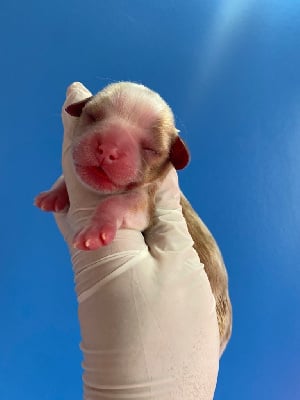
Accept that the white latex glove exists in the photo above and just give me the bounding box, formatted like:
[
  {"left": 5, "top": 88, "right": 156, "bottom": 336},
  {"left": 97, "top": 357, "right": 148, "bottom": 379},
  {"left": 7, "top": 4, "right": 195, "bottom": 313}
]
[{"left": 53, "top": 83, "right": 219, "bottom": 400}]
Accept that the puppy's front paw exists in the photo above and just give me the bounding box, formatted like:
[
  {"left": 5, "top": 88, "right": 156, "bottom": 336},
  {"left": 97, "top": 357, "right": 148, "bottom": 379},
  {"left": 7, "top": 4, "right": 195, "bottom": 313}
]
[
  {"left": 73, "top": 223, "right": 117, "bottom": 250},
  {"left": 35, "top": 188, "right": 69, "bottom": 212}
]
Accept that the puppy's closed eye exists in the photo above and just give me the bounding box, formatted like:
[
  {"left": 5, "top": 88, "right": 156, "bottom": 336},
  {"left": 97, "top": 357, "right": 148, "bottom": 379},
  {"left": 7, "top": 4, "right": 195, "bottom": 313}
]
[
  {"left": 83, "top": 108, "right": 106, "bottom": 123},
  {"left": 141, "top": 141, "right": 161, "bottom": 156},
  {"left": 85, "top": 112, "right": 97, "bottom": 123},
  {"left": 142, "top": 147, "right": 160, "bottom": 156}
]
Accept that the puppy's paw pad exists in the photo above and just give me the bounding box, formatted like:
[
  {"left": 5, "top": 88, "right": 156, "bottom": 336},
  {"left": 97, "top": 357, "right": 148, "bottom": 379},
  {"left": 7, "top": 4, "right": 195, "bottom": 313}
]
[{"left": 73, "top": 224, "right": 116, "bottom": 251}]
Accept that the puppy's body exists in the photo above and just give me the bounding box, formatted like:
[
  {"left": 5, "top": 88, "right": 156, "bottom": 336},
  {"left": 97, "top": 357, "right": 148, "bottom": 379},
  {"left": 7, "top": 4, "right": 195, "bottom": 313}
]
[{"left": 35, "top": 82, "right": 232, "bottom": 355}]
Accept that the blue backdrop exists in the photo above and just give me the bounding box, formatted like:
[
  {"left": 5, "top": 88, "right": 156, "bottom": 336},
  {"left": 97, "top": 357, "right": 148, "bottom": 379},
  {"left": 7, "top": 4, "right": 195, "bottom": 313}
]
[{"left": 1, "top": 1, "right": 299, "bottom": 399}]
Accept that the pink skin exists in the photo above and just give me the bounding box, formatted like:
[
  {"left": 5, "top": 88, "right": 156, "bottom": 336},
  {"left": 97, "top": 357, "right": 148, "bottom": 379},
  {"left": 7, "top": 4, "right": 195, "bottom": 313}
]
[
  {"left": 73, "top": 192, "right": 146, "bottom": 250},
  {"left": 35, "top": 124, "right": 149, "bottom": 250},
  {"left": 71, "top": 126, "right": 147, "bottom": 249},
  {"left": 35, "top": 180, "right": 70, "bottom": 212},
  {"left": 72, "top": 124, "right": 142, "bottom": 193}
]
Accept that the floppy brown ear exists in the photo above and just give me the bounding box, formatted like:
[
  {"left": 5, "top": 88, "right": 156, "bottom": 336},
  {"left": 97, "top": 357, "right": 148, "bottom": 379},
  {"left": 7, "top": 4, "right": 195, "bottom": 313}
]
[
  {"left": 169, "top": 136, "right": 190, "bottom": 170},
  {"left": 65, "top": 96, "right": 93, "bottom": 117}
]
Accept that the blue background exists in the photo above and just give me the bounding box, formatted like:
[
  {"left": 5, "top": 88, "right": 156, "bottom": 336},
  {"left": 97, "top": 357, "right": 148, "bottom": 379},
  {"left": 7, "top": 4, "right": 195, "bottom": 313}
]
[{"left": 1, "top": 1, "right": 299, "bottom": 399}]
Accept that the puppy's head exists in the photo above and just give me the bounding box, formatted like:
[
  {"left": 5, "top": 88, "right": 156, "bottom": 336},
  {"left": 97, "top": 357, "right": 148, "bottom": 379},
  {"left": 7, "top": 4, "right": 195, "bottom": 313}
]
[{"left": 66, "top": 82, "right": 190, "bottom": 194}]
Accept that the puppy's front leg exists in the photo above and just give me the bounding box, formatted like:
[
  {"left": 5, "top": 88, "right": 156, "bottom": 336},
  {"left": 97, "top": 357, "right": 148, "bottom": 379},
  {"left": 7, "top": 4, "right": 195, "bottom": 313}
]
[
  {"left": 35, "top": 176, "right": 70, "bottom": 212},
  {"left": 73, "top": 190, "right": 149, "bottom": 250}
]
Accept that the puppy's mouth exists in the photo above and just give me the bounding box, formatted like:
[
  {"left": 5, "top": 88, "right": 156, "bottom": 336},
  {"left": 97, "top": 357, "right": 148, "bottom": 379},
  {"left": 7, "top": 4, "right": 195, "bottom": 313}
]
[
  {"left": 88, "top": 165, "right": 114, "bottom": 183},
  {"left": 74, "top": 163, "right": 122, "bottom": 192}
]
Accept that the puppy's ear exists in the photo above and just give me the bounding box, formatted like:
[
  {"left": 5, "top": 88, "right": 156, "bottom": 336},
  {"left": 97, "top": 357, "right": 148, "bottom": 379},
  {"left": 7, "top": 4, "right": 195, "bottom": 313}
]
[
  {"left": 169, "top": 136, "right": 190, "bottom": 170},
  {"left": 65, "top": 96, "right": 93, "bottom": 117}
]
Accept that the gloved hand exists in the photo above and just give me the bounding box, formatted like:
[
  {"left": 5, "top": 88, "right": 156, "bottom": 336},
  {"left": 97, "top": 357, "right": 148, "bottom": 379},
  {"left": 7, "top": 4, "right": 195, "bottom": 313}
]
[{"left": 53, "top": 83, "right": 220, "bottom": 400}]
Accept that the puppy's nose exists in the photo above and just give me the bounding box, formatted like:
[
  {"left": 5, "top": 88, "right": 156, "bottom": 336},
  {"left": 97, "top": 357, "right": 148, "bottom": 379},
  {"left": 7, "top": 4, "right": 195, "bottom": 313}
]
[{"left": 97, "top": 143, "right": 119, "bottom": 162}]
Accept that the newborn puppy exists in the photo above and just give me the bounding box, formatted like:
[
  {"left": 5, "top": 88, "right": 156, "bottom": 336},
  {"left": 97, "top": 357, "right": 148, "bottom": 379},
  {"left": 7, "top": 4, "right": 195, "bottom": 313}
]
[{"left": 35, "top": 82, "right": 232, "bottom": 355}]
